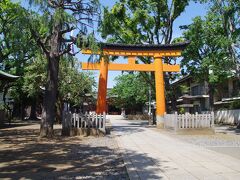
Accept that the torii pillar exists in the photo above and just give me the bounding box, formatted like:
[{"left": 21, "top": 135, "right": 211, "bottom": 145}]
[
  {"left": 96, "top": 57, "right": 108, "bottom": 114},
  {"left": 154, "top": 56, "right": 165, "bottom": 128}
]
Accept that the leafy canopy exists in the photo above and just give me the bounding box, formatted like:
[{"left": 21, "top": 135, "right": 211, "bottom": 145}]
[
  {"left": 182, "top": 13, "right": 233, "bottom": 84},
  {"left": 27, "top": 0, "right": 100, "bottom": 57},
  {"left": 110, "top": 73, "right": 148, "bottom": 109},
  {"left": 100, "top": 0, "right": 189, "bottom": 45},
  {"left": 0, "top": 0, "right": 36, "bottom": 69},
  {"left": 22, "top": 54, "right": 96, "bottom": 107}
]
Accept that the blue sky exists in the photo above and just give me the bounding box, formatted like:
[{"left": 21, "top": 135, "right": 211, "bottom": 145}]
[{"left": 14, "top": 0, "right": 208, "bottom": 88}]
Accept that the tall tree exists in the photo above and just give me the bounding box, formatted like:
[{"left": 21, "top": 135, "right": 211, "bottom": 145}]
[
  {"left": 182, "top": 0, "right": 240, "bottom": 111},
  {"left": 181, "top": 13, "right": 234, "bottom": 110},
  {"left": 0, "top": 0, "right": 36, "bottom": 65},
  {"left": 207, "top": 0, "right": 240, "bottom": 127},
  {"left": 0, "top": 0, "right": 38, "bottom": 120},
  {"left": 26, "top": 0, "right": 100, "bottom": 137},
  {"left": 200, "top": 0, "right": 240, "bottom": 75},
  {"left": 100, "top": 0, "right": 189, "bottom": 45}
]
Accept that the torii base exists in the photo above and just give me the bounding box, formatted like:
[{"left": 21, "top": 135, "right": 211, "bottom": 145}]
[{"left": 156, "top": 115, "right": 164, "bottom": 129}]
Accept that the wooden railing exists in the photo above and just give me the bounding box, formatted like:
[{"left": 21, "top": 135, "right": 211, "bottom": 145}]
[
  {"left": 164, "top": 112, "right": 214, "bottom": 131},
  {"left": 62, "top": 112, "right": 106, "bottom": 133}
]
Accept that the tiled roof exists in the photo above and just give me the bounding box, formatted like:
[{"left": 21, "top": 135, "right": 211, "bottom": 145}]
[
  {"left": 171, "top": 74, "right": 191, "bottom": 86},
  {"left": 100, "top": 41, "right": 190, "bottom": 51},
  {"left": 0, "top": 70, "right": 19, "bottom": 81}
]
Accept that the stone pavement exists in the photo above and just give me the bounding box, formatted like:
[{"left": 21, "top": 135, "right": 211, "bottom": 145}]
[{"left": 109, "top": 115, "right": 240, "bottom": 180}]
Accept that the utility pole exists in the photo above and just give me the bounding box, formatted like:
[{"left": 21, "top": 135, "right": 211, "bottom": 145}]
[{"left": 148, "top": 72, "right": 152, "bottom": 125}]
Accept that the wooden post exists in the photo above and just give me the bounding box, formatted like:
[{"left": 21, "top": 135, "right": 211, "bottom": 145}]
[
  {"left": 103, "top": 112, "right": 106, "bottom": 130},
  {"left": 174, "top": 112, "right": 178, "bottom": 132},
  {"left": 77, "top": 114, "right": 80, "bottom": 128},
  {"left": 211, "top": 111, "right": 214, "bottom": 128},
  {"left": 154, "top": 56, "right": 166, "bottom": 128},
  {"left": 96, "top": 57, "right": 108, "bottom": 114},
  {"left": 62, "top": 111, "right": 72, "bottom": 136},
  {"left": 163, "top": 112, "right": 166, "bottom": 128}
]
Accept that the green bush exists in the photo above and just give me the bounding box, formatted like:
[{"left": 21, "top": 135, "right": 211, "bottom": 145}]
[
  {"left": 179, "top": 107, "right": 185, "bottom": 114},
  {"left": 230, "top": 100, "right": 240, "bottom": 110}
]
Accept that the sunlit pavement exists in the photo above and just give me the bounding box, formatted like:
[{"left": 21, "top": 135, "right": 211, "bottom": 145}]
[{"left": 109, "top": 115, "right": 240, "bottom": 180}]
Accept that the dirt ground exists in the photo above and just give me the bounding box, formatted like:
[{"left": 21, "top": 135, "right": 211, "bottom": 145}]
[{"left": 0, "top": 121, "right": 129, "bottom": 180}]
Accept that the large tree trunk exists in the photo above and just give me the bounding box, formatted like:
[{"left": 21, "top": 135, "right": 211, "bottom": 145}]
[
  {"left": 40, "top": 56, "right": 59, "bottom": 138},
  {"left": 56, "top": 97, "right": 63, "bottom": 124},
  {"left": 39, "top": 13, "right": 62, "bottom": 138}
]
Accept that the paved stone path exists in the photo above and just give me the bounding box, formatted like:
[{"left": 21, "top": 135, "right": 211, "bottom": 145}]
[{"left": 109, "top": 115, "right": 240, "bottom": 180}]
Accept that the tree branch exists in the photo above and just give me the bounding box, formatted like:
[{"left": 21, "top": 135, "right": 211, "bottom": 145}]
[
  {"left": 48, "top": 0, "right": 58, "bottom": 8},
  {"left": 57, "top": 43, "right": 72, "bottom": 57},
  {"left": 60, "top": 25, "right": 76, "bottom": 35},
  {"left": 30, "top": 28, "right": 49, "bottom": 55}
]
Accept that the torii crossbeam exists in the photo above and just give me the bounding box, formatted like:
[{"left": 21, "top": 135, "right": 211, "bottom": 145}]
[{"left": 81, "top": 42, "right": 189, "bottom": 128}]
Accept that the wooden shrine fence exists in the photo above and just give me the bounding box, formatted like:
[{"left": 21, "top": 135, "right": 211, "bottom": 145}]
[{"left": 164, "top": 112, "right": 214, "bottom": 131}]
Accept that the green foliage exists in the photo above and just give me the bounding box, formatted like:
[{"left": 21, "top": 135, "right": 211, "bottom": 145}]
[
  {"left": 183, "top": 0, "right": 240, "bottom": 83},
  {"left": 21, "top": 53, "right": 96, "bottom": 107},
  {"left": 100, "top": 0, "right": 189, "bottom": 45},
  {"left": 179, "top": 85, "right": 189, "bottom": 94},
  {"left": 58, "top": 57, "right": 96, "bottom": 107},
  {"left": 110, "top": 73, "right": 148, "bottom": 109},
  {"left": 0, "top": 0, "right": 36, "bottom": 66},
  {"left": 179, "top": 107, "right": 185, "bottom": 114},
  {"left": 27, "top": 0, "right": 100, "bottom": 53},
  {"left": 182, "top": 14, "right": 234, "bottom": 85},
  {"left": 230, "top": 100, "right": 240, "bottom": 110},
  {"left": 0, "top": 0, "right": 99, "bottom": 126},
  {"left": 22, "top": 53, "right": 47, "bottom": 98},
  {"left": 0, "top": 0, "right": 39, "bottom": 113},
  {"left": 181, "top": 1, "right": 240, "bottom": 110},
  {"left": 0, "top": 104, "right": 4, "bottom": 110}
]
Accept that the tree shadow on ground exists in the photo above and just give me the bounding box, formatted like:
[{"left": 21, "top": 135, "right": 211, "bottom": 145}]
[
  {"left": 128, "top": 122, "right": 149, "bottom": 126},
  {"left": 111, "top": 120, "right": 149, "bottom": 136},
  {"left": 216, "top": 125, "right": 240, "bottom": 135},
  {"left": 0, "top": 121, "right": 36, "bottom": 130},
  {"left": 225, "top": 126, "right": 240, "bottom": 135},
  {"left": 0, "top": 123, "right": 175, "bottom": 180},
  {"left": 0, "top": 126, "right": 128, "bottom": 179},
  {"left": 111, "top": 126, "right": 145, "bottom": 136}
]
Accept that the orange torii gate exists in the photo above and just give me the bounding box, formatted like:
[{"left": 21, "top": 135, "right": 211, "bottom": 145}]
[{"left": 81, "top": 42, "right": 188, "bottom": 128}]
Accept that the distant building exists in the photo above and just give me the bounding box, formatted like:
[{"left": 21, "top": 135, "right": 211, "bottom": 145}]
[
  {"left": 106, "top": 88, "right": 121, "bottom": 115},
  {"left": 0, "top": 70, "right": 19, "bottom": 123},
  {"left": 169, "top": 75, "right": 240, "bottom": 113},
  {"left": 213, "top": 77, "right": 240, "bottom": 108}
]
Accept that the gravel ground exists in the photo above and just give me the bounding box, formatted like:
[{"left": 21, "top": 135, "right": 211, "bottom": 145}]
[
  {"left": 174, "top": 133, "right": 240, "bottom": 147},
  {"left": 174, "top": 134, "right": 240, "bottom": 160},
  {"left": 159, "top": 125, "right": 240, "bottom": 160},
  {"left": 0, "top": 122, "right": 129, "bottom": 180}
]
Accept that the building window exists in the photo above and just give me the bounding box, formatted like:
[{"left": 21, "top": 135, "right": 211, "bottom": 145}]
[
  {"left": 232, "top": 80, "right": 240, "bottom": 97},
  {"left": 191, "top": 85, "right": 204, "bottom": 96}
]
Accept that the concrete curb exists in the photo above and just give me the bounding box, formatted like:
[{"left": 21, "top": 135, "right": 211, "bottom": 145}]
[{"left": 115, "top": 137, "right": 140, "bottom": 180}]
